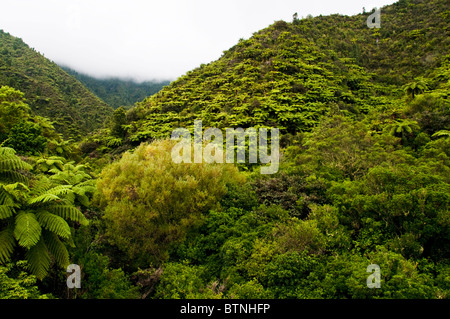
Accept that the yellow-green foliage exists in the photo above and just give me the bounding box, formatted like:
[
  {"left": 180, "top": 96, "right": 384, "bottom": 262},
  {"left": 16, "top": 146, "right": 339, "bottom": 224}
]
[{"left": 96, "top": 139, "right": 245, "bottom": 265}]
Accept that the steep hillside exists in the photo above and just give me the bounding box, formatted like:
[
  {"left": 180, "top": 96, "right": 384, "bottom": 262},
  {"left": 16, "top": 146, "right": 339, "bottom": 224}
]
[
  {"left": 85, "top": 0, "right": 448, "bottom": 152},
  {"left": 61, "top": 66, "right": 171, "bottom": 109},
  {"left": 0, "top": 30, "right": 114, "bottom": 139},
  {"left": 295, "top": 0, "right": 449, "bottom": 84}
]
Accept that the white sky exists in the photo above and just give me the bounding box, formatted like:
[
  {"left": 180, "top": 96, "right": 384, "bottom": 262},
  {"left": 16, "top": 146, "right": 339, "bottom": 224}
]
[{"left": 0, "top": 0, "right": 397, "bottom": 82}]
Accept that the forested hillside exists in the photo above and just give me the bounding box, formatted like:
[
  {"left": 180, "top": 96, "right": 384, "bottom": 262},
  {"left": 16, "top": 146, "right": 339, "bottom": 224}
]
[
  {"left": 0, "top": 30, "right": 113, "bottom": 139},
  {"left": 0, "top": 0, "right": 449, "bottom": 300},
  {"left": 83, "top": 0, "right": 448, "bottom": 154},
  {"left": 61, "top": 66, "right": 170, "bottom": 109}
]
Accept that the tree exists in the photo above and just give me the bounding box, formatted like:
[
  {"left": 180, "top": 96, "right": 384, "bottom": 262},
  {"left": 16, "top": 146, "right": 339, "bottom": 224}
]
[
  {"left": 386, "top": 119, "right": 420, "bottom": 144},
  {"left": 96, "top": 139, "right": 245, "bottom": 266},
  {"left": 0, "top": 86, "right": 31, "bottom": 135},
  {"left": 0, "top": 260, "right": 53, "bottom": 299},
  {"left": 111, "top": 106, "right": 127, "bottom": 138},
  {"left": 403, "top": 80, "right": 428, "bottom": 99},
  {"left": 0, "top": 147, "right": 89, "bottom": 279},
  {"left": 3, "top": 121, "right": 47, "bottom": 155}
]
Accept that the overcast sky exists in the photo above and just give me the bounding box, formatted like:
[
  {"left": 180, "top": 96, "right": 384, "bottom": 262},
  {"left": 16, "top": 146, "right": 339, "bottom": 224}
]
[{"left": 0, "top": 0, "right": 397, "bottom": 82}]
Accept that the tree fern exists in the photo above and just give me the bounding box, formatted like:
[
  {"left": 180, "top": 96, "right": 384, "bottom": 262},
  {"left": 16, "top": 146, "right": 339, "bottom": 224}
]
[
  {"left": 432, "top": 130, "right": 450, "bottom": 138},
  {"left": 0, "top": 204, "right": 14, "bottom": 219},
  {"left": 25, "top": 238, "right": 51, "bottom": 280},
  {"left": 0, "top": 147, "right": 32, "bottom": 185},
  {"left": 71, "top": 180, "right": 95, "bottom": 207},
  {"left": 2, "top": 182, "right": 29, "bottom": 202},
  {"left": 0, "top": 158, "right": 32, "bottom": 172},
  {"left": 33, "top": 156, "right": 66, "bottom": 173},
  {"left": 27, "top": 185, "right": 72, "bottom": 205},
  {"left": 0, "top": 186, "right": 17, "bottom": 219},
  {"left": 13, "top": 212, "right": 42, "bottom": 249},
  {"left": 0, "top": 146, "right": 91, "bottom": 279},
  {"left": 0, "top": 170, "right": 29, "bottom": 185},
  {"left": 36, "top": 211, "right": 71, "bottom": 239},
  {"left": 43, "top": 231, "right": 69, "bottom": 269},
  {"left": 0, "top": 227, "right": 15, "bottom": 263},
  {"left": 48, "top": 205, "right": 89, "bottom": 226},
  {"left": 50, "top": 162, "right": 93, "bottom": 187}
]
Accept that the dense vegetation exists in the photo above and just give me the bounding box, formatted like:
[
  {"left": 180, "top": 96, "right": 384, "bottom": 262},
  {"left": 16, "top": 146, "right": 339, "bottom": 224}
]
[
  {"left": 0, "top": 30, "right": 114, "bottom": 140},
  {"left": 0, "top": 0, "right": 449, "bottom": 299},
  {"left": 61, "top": 66, "right": 171, "bottom": 109}
]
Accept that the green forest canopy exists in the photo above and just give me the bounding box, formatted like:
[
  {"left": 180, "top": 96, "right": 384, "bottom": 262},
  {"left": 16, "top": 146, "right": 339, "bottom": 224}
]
[{"left": 0, "top": 0, "right": 449, "bottom": 300}]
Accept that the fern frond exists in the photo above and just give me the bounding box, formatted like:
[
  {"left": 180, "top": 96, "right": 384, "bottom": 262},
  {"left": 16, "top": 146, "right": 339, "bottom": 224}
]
[
  {"left": 0, "top": 171, "right": 29, "bottom": 185},
  {"left": 25, "top": 238, "right": 51, "bottom": 280},
  {"left": 0, "top": 147, "right": 17, "bottom": 157},
  {"left": 47, "top": 168, "right": 63, "bottom": 175},
  {"left": 62, "top": 191, "right": 76, "bottom": 205},
  {"left": 72, "top": 182, "right": 95, "bottom": 207},
  {"left": 28, "top": 185, "right": 72, "bottom": 205},
  {"left": 13, "top": 212, "right": 42, "bottom": 249},
  {"left": 3, "top": 182, "right": 30, "bottom": 198},
  {"left": 432, "top": 130, "right": 450, "bottom": 138},
  {"left": 72, "top": 181, "right": 96, "bottom": 195},
  {"left": 43, "top": 231, "right": 70, "bottom": 269},
  {"left": 0, "top": 205, "right": 15, "bottom": 219},
  {"left": 75, "top": 194, "right": 90, "bottom": 207},
  {"left": 0, "top": 227, "right": 16, "bottom": 263},
  {"left": 28, "top": 193, "right": 60, "bottom": 205},
  {"left": 0, "top": 158, "right": 32, "bottom": 172},
  {"left": 48, "top": 205, "right": 89, "bottom": 226},
  {"left": 36, "top": 211, "right": 71, "bottom": 239},
  {"left": 0, "top": 186, "right": 18, "bottom": 206},
  {"left": 30, "top": 176, "right": 56, "bottom": 194}
]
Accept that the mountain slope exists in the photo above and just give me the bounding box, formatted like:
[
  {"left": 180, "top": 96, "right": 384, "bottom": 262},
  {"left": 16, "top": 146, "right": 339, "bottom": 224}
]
[
  {"left": 81, "top": 0, "right": 449, "bottom": 157},
  {"left": 0, "top": 30, "right": 114, "bottom": 139},
  {"left": 294, "top": 0, "right": 449, "bottom": 84},
  {"left": 61, "top": 66, "right": 171, "bottom": 109}
]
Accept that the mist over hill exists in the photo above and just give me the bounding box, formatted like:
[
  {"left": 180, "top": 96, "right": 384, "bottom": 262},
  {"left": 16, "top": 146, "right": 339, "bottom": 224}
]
[
  {"left": 61, "top": 66, "right": 171, "bottom": 109},
  {"left": 0, "top": 30, "right": 113, "bottom": 139}
]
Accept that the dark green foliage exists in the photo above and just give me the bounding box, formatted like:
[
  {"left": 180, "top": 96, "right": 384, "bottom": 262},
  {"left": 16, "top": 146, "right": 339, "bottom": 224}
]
[
  {"left": 3, "top": 121, "right": 47, "bottom": 155},
  {"left": 110, "top": 107, "right": 127, "bottom": 138},
  {"left": 0, "top": 260, "right": 53, "bottom": 299},
  {"left": 62, "top": 66, "right": 170, "bottom": 109}
]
